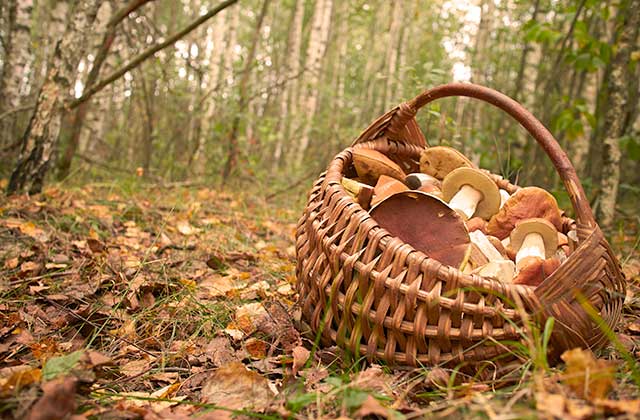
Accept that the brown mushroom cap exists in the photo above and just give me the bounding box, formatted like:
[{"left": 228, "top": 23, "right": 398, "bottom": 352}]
[
  {"left": 352, "top": 148, "right": 405, "bottom": 184},
  {"left": 419, "top": 146, "right": 473, "bottom": 179},
  {"left": 441, "top": 167, "right": 501, "bottom": 220},
  {"left": 509, "top": 218, "right": 558, "bottom": 258},
  {"left": 513, "top": 256, "right": 561, "bottom": 286},
  {"left": 486, "top": 187, "right": 563, "bottom": 239},
  {"left": 371, "top": 175, "right": 409, "bottom": 207},
  {"left": 369, "top": 191, "right": 471, "bottom": 269}
]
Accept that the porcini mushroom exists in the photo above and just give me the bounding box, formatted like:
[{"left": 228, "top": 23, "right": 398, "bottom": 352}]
[
  {"left": 420, "top": 146, "right": 473, "bottom": 179},
  {"left": 352, "top": 148, "right": 405, "bottom": 184},
  {"left": 369, "top": 191, "right": 471, "bottom": 269},
  {"left": 510, "top": 218, "right": 558, "bottom": 270},
  {"left": 341, "top": 177, "right": 374, "bottom": 210},
  {"left": 405, "top": 173, "right": 441, "bottom": 190},
  {"left": 513, "top": 256, "right": 561, "bottom": 286},
  {"left": 499, "top": 189, "right": 510, "bottom": 208},
  {"left": 486, "top": 187, "right": 563, "bottom": 239},
  {"left": 473, "top": 260, "right": 516, "bottom": 284},
  {"left": 405, "top": 173, "right": 442, "bottom": 197},
  {"left": 442, "top": 167, "right": 501, "bottom": 221},
  {"left": 370, "top": 175, "right": 409, "bottom": 207}
]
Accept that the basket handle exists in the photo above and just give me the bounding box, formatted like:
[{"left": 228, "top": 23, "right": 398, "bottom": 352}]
[{"left": 385, "top": 82, "right": 596, "bottom": 228}]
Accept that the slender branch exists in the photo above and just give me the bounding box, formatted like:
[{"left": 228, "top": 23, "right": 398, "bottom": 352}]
[
  {"left": 0, "top": 103, "right": 35, "bottom": 121},
  {"left": 68, "top": 0, "right": 239, "bottom": 110}
]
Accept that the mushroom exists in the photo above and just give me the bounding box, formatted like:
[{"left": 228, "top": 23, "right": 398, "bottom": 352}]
[
  {"left": 370, "top": 175, "right": 409, "bottom": 207},
  {"left": 405, "top": 173, "right": 441, "bottom": 190},
  {"left": 466, "top": 217, "right": 487, "bottom": 233},
  {"left": 442, "top": 167, "right": 501, "bottom": 221},
  {"left": 499, "top": 189, "right": 510, "bottom": 208},
  {"left": 420, "top": 146, "right": 473, "bottom": 180},
  {"left": 510, "top": 218, "right": 558, "bottom": 271},
  {"left": 352, "top": 148, "right": 405, "bottom": 184},
  {"left": 369, "top": 191, "right": 471, "bottom": 269},
  {"left": 341, "top": 177, "right": 374, "bottom": 210},
  {"left": 473, "top": 260, "right": 516, "bottom": 284},
  {"left": 486, "top": 187, "right": 563, "bottom": 239},
  {"left": 513, "top": 256, "right": 561, "bottom": 286}
]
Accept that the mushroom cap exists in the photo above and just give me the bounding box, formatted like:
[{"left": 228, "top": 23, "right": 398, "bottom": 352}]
[
  {"left": 486, "top": 187, "right": 563, "bottom": 239},
  {"left": 419, "top": 146, "right": 473, "bottom": 179},
  {"left": 513, "top": 256, "right": 561, "bottom": 287},
  {"left": 509, "top": 218, "right": 558, "bottom": 258},
  {"left": 371, "top": 175, "right": 408, "bottom": 207},
  {"left": 405, "top": 173, "right": 441, "bottom": 190},
  {"left": 369, "top": 191, "right": 471, "bottom": 269},
  {"left": 352, "top": 148, "right": 405, "bottom": 184},
  {"left": 441, "top": 167, "right": 501, "bottom": 220}
]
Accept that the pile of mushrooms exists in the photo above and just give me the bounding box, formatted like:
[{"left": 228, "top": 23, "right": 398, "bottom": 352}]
[{"left": 341, "top": 146, "right": 576, "bottom": 287}]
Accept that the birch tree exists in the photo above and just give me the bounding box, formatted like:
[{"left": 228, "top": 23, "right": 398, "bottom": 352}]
[
  {"left": 296, "top": 0, "right": 333, "bottom": 167},
  {"left": 0, "top": 0, "right": 34, "bottom": 149},
  {"left": 8, "top": 0, "right": 101, "bottom": 194},
  {"left": 598, "top": 0, "right": 640, "bottom": 229}
]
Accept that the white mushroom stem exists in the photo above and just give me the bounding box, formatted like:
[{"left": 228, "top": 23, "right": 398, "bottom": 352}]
[
  {"left": 449, "top": 184, "right": 483, "bottom": 219},
  {"left": 499, "top": 189, "right": 510, "bottom": 209},
  {"left": 515, "top": 232, "right": 546, "bottom": 269}
]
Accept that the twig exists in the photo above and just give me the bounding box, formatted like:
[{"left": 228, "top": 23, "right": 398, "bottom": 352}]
[
  {"left": 0, "top": 103, "right": 35, "bottom": 121},
  {"left": 68, "top": 0, "right": 239, "bottom": 109}
]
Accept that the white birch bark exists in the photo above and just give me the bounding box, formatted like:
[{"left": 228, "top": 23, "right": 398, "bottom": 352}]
[
  {"left": 273, "top": 0, "right": 304, "bottom": 166},
  {"left": 0, "top": 0, "right": 34, "bottom": 147},
  {"left": 382, "top": 0, "right": 402, "bottom": 111},
  {"left": 296, "top": 0, "right": 333, "bottom": 166}
]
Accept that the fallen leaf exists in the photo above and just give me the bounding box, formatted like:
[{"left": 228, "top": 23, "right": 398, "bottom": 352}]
[
  {"left": 245, "top": 338, "right": 268, "bottom": 359},
  {"left": 353, "top": 395, "right": 392, "bottom": 419},
  {"left": 42, "top": 351, "right": 83, "bottom": 381},
  {"left": 205, "top": 337, "right": 237, "bottom": 366},
  {"left": 20, "top": 261, "right": 41, "bottom": 276},
  {"left": 176, "top": 219, "right": 197, "bottom": 236},
  {"left": 596, "top": 399, "right": 640, "bottom": 416},
  {"left": 26, "top": 376, "right": 78, "bottom": 420},
  {"left": 4, "top": 257, "right": 19, "bottom": 269},
  {"left": 201, "top": 362, "right": 275, "bottom": 412},
  {"left": 292, "top": 346, "right": 310, "bottom": 376},
  {"left": 535, "top": 392, "right": 566, "bottom": 419},
  {"left": 0, "top": 366, "right": 42, "bottom": 396},
  {"left": 561, "top": 348, "right": 615, "bottom": 400}
]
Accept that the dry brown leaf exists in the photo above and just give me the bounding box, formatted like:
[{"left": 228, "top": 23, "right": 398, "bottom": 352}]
[
  {"left": 205, "top": 337, "right": 237, "bottom": 367},
  {"left": 198, "top": 274, "right": 247, "bottom": 299},
  {"left": 595, "top": 399, "right": 640, "bottom": 416},
  {"left": 561, "top": 348, "right": 615, "bottom": 400},
  {"left": 26, "top": 376, "right": 78, "bottom": 420},
  {"left": 292, "top": 346, "right": 310, "bottom": 376},
  {"left": 176, "top": 219, "right": 197, "bottom": 236},
  {"left": 201, "top": 362, "right": 275, "bottom": 412},
  {"left": 245, "top": 338, "right": 268, "bottom": 359},
  {"left": 4, "top": 257, "right": 19, "bottom": 269},
  {"left": 20, "top": 261, "right": 41, "bottom": 276},
  {"left": 0, "top": 366, "right": 42, "bottom": 396},
  {"left": 535, "top": 392, "right": 566, "bottom": 419},
  {"left": 353, "top": 395, "right": 391, "bottom": 419}
]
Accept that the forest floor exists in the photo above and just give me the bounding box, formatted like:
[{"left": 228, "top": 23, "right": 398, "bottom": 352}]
[{"left": 1, "top": 182, "right": 640, "bottom": 419}]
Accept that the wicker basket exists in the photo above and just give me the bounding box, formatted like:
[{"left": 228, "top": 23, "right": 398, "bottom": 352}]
[{"left": 295, "top": 83, "right": 626, "bottom": 368}]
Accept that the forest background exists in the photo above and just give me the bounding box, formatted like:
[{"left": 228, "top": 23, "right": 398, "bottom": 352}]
[
  {"left": 1, "top": 0, "right": 638, "bottom": 232},
  {"left": 1, "top": 0, "right": 640, "bottom": 418}
]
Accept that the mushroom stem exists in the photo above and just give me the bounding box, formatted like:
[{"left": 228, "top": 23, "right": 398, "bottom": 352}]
[
  {"left": 515, "top": 232, "right": 545, "bottom": 269},
  {"left": 449, "top": 184, "right": 483, "bottom": 219}
]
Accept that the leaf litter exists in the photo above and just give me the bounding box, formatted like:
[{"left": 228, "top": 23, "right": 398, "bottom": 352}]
[{"left": 0, "top": 184, "right": 639, "bottom": 418}]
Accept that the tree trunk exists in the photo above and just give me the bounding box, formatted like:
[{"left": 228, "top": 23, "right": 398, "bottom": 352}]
[
  {"left": 0, "top": 0, "right": 34, "bottom": 149},
  {"left": 296, "top": 0, "right": 333, "bottom": 167},
  {"left": 8, "top": 0, "right": 100, "bottom": 194},
  {"left": 382, "top": 0, "right": 402, "bottom": 111},
  {"left": 272, "top": 0, "right": 304, "bottom": 168},
  {"left": 221, "top": 0, "right": 271, "bottom": 184},
  {"left": 597, "top": 0, "right": 640, "bottom": 229},
  {"left": 192, "top": 9, "right": 227, "bottom": 176}
]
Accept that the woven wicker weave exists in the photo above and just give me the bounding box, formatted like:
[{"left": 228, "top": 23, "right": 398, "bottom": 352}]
[{"left": 295, "top": 83, "right": 626, "bottom": 367}]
